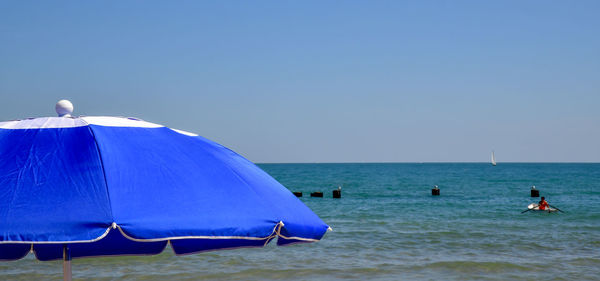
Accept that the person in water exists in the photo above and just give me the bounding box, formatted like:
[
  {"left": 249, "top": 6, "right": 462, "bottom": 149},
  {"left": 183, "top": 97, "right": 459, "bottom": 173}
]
[{"left": 538, "top": 196, "right": 549, "bottom": 210}]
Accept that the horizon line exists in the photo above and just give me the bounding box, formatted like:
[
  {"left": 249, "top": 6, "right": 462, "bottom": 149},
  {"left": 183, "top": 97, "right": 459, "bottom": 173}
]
[{"left": 256, "top": 161, "right": 600, "bottom": 164}]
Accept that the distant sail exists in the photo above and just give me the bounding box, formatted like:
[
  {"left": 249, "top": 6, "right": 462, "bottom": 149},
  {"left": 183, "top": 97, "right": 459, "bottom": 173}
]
[{"left": 491, "top": 151, "right": 497, "bottom": 166}]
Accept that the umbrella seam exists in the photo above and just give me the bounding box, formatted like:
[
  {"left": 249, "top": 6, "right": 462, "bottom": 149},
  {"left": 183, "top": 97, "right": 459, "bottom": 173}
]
[
  {"left": 84, "top": 122, "right": 116, "bottom": 226},
  {"left": 212, "top": 151, "right": 283, "bottom": 226}
]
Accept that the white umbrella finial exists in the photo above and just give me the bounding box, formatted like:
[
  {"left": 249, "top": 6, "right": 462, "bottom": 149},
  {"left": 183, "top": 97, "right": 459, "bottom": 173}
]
[{"left": 55, "top": 100, "right": 74, "bottom": 117}]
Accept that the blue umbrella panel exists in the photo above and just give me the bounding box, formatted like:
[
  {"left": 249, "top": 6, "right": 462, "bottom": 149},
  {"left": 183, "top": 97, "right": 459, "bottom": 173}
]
[{"left": 0, "top": 116, "right": 329, "bottom": 261}]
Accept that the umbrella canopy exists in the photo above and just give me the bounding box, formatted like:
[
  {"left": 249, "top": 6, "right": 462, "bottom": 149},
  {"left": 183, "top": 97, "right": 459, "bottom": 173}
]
[{"left": 0, "top": 105, "right": 329, "bottom": 264}]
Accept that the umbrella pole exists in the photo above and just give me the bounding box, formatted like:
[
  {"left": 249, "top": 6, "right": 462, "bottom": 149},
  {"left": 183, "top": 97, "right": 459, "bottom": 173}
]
[{"left": 63, "top": 244, "right": 72, "bottom": 281}]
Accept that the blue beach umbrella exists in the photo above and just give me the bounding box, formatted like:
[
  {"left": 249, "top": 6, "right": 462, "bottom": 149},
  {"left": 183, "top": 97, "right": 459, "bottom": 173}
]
[{"left": 0, "top": 100, "right": 329, "bottom": 280}]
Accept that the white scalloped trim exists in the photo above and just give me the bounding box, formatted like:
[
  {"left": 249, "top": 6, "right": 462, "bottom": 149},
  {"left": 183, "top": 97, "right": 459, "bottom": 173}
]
[
  {"left": 82, "top": 116, "right": 162, "bottom": 128},
  {"left": 0, "top": 117, "right": 87, "bottom": 129},
  {"left": 0, "top": 116, "right": 164, "bottom": 129},
  {"left": 0, "top": 221, "right": 324, "bottom": 244},
  {"left": 170, "top": 128, "right": 199, "bottom": 137}
]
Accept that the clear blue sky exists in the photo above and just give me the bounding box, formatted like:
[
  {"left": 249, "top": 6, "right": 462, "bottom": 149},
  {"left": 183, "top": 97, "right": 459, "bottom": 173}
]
[{"left": 1, "top": 1, "right": 599, "bottom": 162}]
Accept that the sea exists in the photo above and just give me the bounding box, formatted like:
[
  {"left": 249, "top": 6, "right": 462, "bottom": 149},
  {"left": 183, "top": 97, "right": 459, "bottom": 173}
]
[{"left": 2, "top": 163, "right": 599, "bottom": 280}]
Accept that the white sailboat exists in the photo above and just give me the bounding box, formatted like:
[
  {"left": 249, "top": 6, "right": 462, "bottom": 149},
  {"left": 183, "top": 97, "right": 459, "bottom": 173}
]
[{"left": 491, "top": 151, "right": 497, "bottom": 166}]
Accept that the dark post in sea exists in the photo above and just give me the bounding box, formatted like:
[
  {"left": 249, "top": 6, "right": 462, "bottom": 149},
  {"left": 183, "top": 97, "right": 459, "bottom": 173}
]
[
  {"left": 332, "top": 186, "right": 341, "bottom": 198},
  {"left": 531, "top": 185, "right": 539, "bottom": 197},
  {"left": 293, "top": 192, "right": 302, "bottom": 197},
  {"left": 432, "top": 185, "right": 440, "bottom": 196},
  {"left": 310, "top": 191, "right": 323, "bottom": 197}
]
